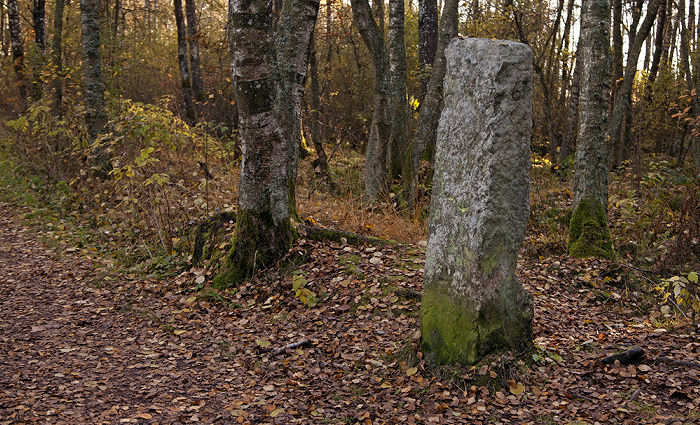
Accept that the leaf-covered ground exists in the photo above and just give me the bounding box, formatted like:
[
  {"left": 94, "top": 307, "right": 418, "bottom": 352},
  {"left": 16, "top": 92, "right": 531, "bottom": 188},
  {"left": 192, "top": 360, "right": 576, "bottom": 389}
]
[{"left": 1, "top": 201, "right": 699, "bottom": 425}]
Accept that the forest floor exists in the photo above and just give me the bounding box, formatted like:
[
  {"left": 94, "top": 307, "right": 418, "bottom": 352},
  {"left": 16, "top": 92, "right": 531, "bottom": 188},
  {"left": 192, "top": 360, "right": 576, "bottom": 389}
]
[{"left": 1, "top": 201, "right": 699, "bottom": 425}]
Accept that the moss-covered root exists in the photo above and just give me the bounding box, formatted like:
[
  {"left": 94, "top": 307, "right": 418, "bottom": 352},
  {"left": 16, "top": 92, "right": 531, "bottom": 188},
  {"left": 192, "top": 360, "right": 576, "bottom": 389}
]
[
  {"left": 567, "top": 197, "right": 615, "bottom": 260},
  {"left": 212, "top": 208, "right": 293, "bottom": 288}
]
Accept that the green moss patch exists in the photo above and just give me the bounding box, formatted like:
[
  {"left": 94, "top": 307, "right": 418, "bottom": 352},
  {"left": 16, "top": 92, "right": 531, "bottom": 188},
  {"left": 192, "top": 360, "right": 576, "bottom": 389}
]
[{"left": 568, "top": 197, "right": 615, "bottom": 260}]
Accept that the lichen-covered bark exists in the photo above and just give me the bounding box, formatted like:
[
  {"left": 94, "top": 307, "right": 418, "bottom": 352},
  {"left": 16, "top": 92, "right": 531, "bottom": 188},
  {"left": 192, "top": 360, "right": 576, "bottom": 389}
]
[
  {"left": 174, "top": 0, "right": 198, "bottom": 124},
  {"left": 350, "top": 0, "right": 391, "bottom": 200},
  {"left": 420, "top": 39, "right": 534, "bottom": 366},
  {"left": 569, "top": 0, "right": 615, "bottom": 260}
]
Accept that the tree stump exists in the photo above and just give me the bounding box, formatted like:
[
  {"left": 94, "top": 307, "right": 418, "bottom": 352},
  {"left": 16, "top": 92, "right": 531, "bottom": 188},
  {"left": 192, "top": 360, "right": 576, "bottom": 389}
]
[{"left": 420, "top": 38, "right": 534, "bottom": 366}]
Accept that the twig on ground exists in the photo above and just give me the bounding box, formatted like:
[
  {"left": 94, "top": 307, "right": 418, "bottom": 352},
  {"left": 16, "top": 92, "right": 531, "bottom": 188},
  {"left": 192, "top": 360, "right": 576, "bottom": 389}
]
[
  {"left": 601, "top": 346, "right": 645, "bottom": 365},
  {"left": 270, "top": 338, "right": 312, "bottom": 357}
]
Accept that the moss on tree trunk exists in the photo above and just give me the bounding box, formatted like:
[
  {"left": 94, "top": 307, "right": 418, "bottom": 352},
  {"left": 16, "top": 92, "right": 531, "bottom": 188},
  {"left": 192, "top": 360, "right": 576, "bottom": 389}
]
[
  {"left": 567, "top": 197, "right": 615, "bottom": 260},
  {"left": 212, "top": 208, "right": 292, "bottom": 288}
]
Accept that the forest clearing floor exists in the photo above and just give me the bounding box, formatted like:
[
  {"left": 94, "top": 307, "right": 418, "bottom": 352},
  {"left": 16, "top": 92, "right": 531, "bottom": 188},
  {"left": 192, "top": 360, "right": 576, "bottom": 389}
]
[{"left": 1, "top": 200, "right": 699, "bottom": 425}]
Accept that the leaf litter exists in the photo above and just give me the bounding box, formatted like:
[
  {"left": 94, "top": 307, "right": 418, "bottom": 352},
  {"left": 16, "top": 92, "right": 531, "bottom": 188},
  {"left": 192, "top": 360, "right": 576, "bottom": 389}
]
[{"left": 0, "top": 202, "right": 699, "bottom": 424}]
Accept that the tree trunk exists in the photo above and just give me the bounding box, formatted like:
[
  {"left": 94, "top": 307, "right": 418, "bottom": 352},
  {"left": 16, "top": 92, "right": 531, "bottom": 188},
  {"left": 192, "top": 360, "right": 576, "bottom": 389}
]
[
  {"left": 8, "top": 0, "right": 27, "bottom": 106},
  {"left": 560, "top": 51, "right": 580, "bottom": 164},
  {"left": 679, "top": 0, "right": 700, "bottom": 176},
  {"left": 52, "top": 0, "right": 65, "bottom": 115},
  {"left": 418, "top": 0, "right": 437, "bottom": 100},
  {"left": 568, "top": 0, "right": 615, "bottom": 260},
  {"left": 214, "top": 0, "right": 318, "bottom": 287},
  {"left": 174, "top": 0, "right": 198, "bottom": 124},
  {"left": 31, "top": 0, "right": 46, "bottom": 100},
  {"left": 351, "top": 0, "right": 391, "bottom": 200},
  {"left": 648, "top": 0, "right": 667, "bottom": 88},
  {"left": 80, "top": 0, "right": 107, "bottom": 144},
  {"left": 388, "top": 0, "right": 408, "bottom": 184},
  {"left": 275, "top": 0, "right": 321, "bottom": 217},
  {"left": 409, "top": 0, "right": 459, "bottom": 205},
  {"left": 608, "top": 0, "right": 659, "bottom": 149},
  {"left": 309, "top": 34, "right": 331, "bottom": 183},
  {"left": 611, "top": 0, "right": 623, "bottom": 108},
  {"left": 185, "top": 0, "right": 205, "bottom": 104}
]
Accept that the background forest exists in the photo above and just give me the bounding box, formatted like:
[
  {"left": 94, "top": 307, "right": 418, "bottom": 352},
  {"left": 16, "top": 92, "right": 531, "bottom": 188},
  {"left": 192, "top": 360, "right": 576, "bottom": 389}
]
[{"left": 0, "top": 0, "right": 698, "bottom": 303}]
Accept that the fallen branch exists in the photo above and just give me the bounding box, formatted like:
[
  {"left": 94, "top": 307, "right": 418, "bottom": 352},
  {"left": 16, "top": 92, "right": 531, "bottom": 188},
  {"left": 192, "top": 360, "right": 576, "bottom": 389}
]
[
  {"left": 601, "top": 346, "right": 645, "bottom": 365},
  {"left": 657, "top": 356, "right": 700, "bottom": 369},
  {"left": 270, "top": 339, "right": 312, "bottom": 357},
  {"left": 296, "top": 224, "right": 397, "bottom": 247}
]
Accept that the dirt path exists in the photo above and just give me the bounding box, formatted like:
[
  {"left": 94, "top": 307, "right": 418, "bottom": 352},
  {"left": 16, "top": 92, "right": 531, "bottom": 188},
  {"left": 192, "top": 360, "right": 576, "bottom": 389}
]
[{"left": 0, "top": 203, "right": 237, "bottom": 424}]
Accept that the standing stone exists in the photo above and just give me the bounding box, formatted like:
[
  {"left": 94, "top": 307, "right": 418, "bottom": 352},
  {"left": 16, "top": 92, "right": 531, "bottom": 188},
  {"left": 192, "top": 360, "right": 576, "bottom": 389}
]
[{"left": 420, "top": 38, "right": 534, "bottom": 366}]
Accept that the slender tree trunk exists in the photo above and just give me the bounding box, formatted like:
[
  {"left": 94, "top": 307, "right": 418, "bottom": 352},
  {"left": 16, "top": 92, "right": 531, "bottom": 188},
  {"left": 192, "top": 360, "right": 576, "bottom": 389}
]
[
  {"left": 418, "top": 0, "right": 437, "bottom": 100},
  {"left": 7, "top": 0, "right": 26, "bottom": 106},
  {"left": 561, "top": 51, "right": 580, "bottom": 164},
  {"left": 185, "top": 0, "right": 205, "bottom": 103},
  {"left": 31, "top": 0, "right": 46, "bottom": 99},
  {"left": 52, "top": 0, "right": 65, "bottom": 114},
  {"left": 611, "top": 0, "right": 623, "bottom": 106},
  {"left": 275, "top": 0, "right": 321, "bottom": 217},
  {"left": 568, "top": 0, "right": 615, "bottom": 260},
  {"left": 0, "top": 0, "right": 5, "bottom": 57},
  {"left": 409, "top": 0, "right": 458, "bottom": 205},
  {"left": 388, "top": 0, "right": 408, "bottom": 184},
  {"left": 351, "top": 0, "right": 391, "bottom": 200},
  {"left": 174, "top": 0, "right": 197, "bottom": 124},
  {"left": 679, "top": 0, "right": 700, "bottom": 175},
  {"left": 81, "top": 0, "right": 108, "bottom": 172},
  {"left": 309, "top": 34, "right": 331, "bottom": 183},
  {"left": 648, "top": 0, "right": 667, "bottom": 87},
  {"left": 608, "top": 0, "right": 659, "bottom": 147}
]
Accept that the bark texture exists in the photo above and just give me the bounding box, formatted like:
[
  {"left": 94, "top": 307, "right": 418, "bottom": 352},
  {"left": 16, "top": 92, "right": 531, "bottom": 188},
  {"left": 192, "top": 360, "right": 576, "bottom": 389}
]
[
  {"left": 568, "top": 0, "right": 615, "bottom": 260},
  {"left": 421, "top": 38, "right": 534, "bottom": 366},
  {"left": 350, "top": 0, "right": 391, "bottom": 200},
  {"left": 31, "top": 0, "right": 46, "bottom": 100}
]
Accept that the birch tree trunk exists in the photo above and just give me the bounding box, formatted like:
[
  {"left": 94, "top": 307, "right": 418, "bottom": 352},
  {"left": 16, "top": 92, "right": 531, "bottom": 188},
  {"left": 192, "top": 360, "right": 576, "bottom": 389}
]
[
  {"left": 52, "top": 0, "right": 65, "bottom": 114},
  {"left": 608, "top": 0, "right": 659, "bottom": 147},
  {"left": 351, "top": 0, "right": 391, "bottom": 200},
  {"left": 568, "top": 0, "right": 615, "bottom": 260},
  {"left": 8, "top": 0, "right": 27, "bottom": 106},
  {"left": 275, "top": 0, "right": 320, "bottom": 216},
  {"left": 185, "top": 0, "right": 205, "bottom": 104},
  {"left": 80, "top": 0, "right": 107, "bottom": 145},
  {"left": 214, "top": 0, "right": 318, "bottom": 287},
  {"left": 31, "top": 0, "right": 46, "bottom": 100},
  {"left": 388, "top": 0, "right": 408, "bottom": 183},
  {"left": 174, "top": 0, "right": 198, "bottom": 124},
  {"left": 418, "top": 0, "right": 437, "bottom": 100}
]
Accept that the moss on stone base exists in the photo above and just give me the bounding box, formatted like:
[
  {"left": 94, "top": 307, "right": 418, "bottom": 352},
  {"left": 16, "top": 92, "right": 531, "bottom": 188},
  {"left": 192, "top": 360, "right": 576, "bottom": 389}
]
[
  {"left": 420, "top": 276, "right": 533, "bottom": 367},
  {"left": 568, "top": 197, "right": 615, "bottom": 260},
  {"left": 212, "top": 208, "right": 293, "bottom": 289}
]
